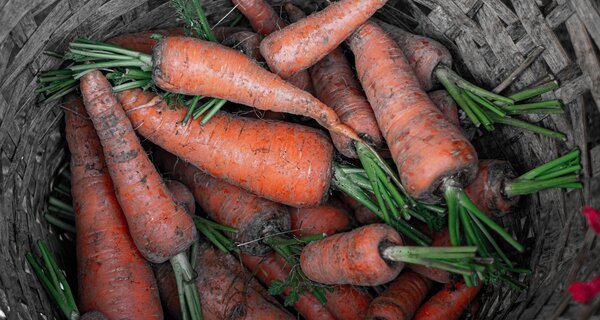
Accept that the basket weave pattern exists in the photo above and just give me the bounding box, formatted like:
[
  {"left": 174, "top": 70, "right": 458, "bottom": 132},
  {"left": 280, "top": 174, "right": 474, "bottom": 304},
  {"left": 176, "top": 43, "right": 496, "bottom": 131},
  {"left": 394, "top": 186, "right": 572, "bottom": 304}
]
[{"left": 0, "top": 0, "right": 599, "bottom": 319}]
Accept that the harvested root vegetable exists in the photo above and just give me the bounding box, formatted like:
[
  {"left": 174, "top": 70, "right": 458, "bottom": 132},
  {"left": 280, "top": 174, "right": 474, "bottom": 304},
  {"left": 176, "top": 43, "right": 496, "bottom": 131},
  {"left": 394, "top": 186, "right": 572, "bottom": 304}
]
[
  {"left": 407, "top": 230, "right": 453, "bottom": 283},
  {"left": 65, "top": 93, "right": 163, "bottom": 319},
  {"left": 232, "top": 0, "right": 286, "bottom": 35},
  {"left": 413, "top": 281, "right": 482, "bottom": 320},
  {"left": 366, "top": 271, "right": 432, "bottom": 320},
  {"left": 429, "top": 90, "right": 460, "bottom": 127},
  {"left": 164, "top": 179, "right": 196, "bottom": 215},
  {"left": 107, "top": 28, "right": 184, "bottom": 54},
  {"left": 290, "top": 200, "right": 352, "bottom": 237}
]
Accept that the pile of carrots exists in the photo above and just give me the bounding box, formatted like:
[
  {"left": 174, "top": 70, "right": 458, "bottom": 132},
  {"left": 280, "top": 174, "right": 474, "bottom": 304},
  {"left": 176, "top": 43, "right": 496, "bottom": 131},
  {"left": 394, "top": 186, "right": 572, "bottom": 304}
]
[{"left": 30, "top": 0, "right": 583, "bottom": 319}]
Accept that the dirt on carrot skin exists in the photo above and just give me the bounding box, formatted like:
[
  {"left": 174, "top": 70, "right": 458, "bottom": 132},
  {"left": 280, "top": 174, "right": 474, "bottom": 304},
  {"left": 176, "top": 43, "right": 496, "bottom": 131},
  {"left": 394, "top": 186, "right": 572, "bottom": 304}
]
[
  {"left": 290, "top": 199, "right": 352, "bottom": 237},
  {"left": 413, "top": 281, "right": 482, "bottom": 320},
  {"left": 429, "top": 90, "right": 460, "bottom": 127},
  {"left": 366, "top": 271, "right": 432, "bottom": 320},
  {"left": 232, "top": 0, "right": 287, "bottom": 35},
  {"left": 464, "top": 160, "right": 520, "bottom": 216}
]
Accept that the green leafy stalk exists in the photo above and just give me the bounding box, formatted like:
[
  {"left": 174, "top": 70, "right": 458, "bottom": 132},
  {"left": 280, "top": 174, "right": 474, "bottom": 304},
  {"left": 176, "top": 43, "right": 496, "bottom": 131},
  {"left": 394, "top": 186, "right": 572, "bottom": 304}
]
[
  {"left": 170, "top": 252, "right": 204, "bottom": 320},
  {"left": 508, "top": 81, "right": 560, "bottom": 102}
]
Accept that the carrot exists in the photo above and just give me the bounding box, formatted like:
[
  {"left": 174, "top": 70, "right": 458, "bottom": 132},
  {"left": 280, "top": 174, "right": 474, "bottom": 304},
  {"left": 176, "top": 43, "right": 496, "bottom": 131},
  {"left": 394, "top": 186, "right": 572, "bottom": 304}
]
[
  {"left": 377, "top": 20, "right": 452, "bottom": 91},
  {"left": 164, "top": 179, "right": 197, "bottom": 215},
  {"left": 107, "top": 28, "right": 185, "bottom": 54},
  {"left": 260, "top": 0, "right": 388, "bottom": 78},
  {"left": 465, "top": 149, "right": 582, "bottom": 216},
  {"left": 154, "top": 148, "right": 290, "bottom": 255},
  {"left": 339, "top": 193, "right": 381, "bottom": 224},
  {"left": 64, "top": 94, "right": 163, "bottom": 319},
  {"left": 365, "top": 271, "right": 433, "bottom": 320},
  {"left": 429, "top": 90, "right": 460, "bottom": 127},
  {"left": 232, "top": 0, "right": 286, "bottom": 35},
  {"left": 407, "top": 230, "right": 453, "bottom": 283},
  {"left": 156, "top": 242, "right": 294, "bottom": 320},
  {"left": 79, "top": 70, "right": 202, "bottom": 319},
  {"left": 241, "top": 253, "right": 337, "bottom": 320},
  {"left": 300, "top": 224, "right": 482, "bottom": 286},
  {"left": 290, "top": 199, "right": 352, "bottom": 237},
  {"left": 413, "top": 281, "right": 482, "bottom": 320},
  {"left": 324, "top": 285, "right": 373, "bottom": 320},
  {"left": 277, "top": 3, "right": 382, "bottom": 159}
]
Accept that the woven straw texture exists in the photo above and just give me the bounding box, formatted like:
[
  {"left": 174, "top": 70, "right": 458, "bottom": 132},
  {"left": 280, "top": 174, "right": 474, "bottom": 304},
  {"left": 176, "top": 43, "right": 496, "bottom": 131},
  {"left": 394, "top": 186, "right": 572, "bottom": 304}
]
[{"left": 0, "top": 0, "right": 599, "bottom": 319}]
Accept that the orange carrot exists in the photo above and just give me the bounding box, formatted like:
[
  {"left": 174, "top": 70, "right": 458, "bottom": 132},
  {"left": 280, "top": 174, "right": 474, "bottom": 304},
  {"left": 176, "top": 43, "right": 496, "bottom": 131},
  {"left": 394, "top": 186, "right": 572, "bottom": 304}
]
[
  {"left": 377, "top": 20, "right": 452, "bottom": 91},
  {"left": 164, "top": 179, "right": 196, "bottom": 215},
  {"left": 79, "top": 70, "right": 197, "bottom": 264},
  {"left": 366, "top": 271, "right": 432, "bottom": 320},
  {"left": 464, "top": 160, "right": 519, "bottom": 216},
  {"left": 107, "top": 28, "right": 185, "bottom": 54},
  {"left": 324, "top": 285, "right": 373, "bottom": 320},
  {"left": 278, "top": 3, "right": 382, "bottom": 159},
  {"left": 290, "top": 200, "right": 352, "bottom": 237},
  {"left": 241, "top": 253, "right": 337, "bottom": 320},
  {"left": 260, "top": 0, "right": 388, "bottom": 78},
  {"left": 232, "top": 0, "right": 286, "bottom": 35},
  {"left": 300, "top": 224, "right": 404, "bottom": 286},
  {"left": 347, "top": 21, "right": 478, "bottom": 203},
  {"left": 154, "top": 148, "right": 290, "bottom": 255},
  {"left": 117, "top": 89, "right": 334, "bottom": 208},
  {"left": 429, "top": 90, "right": 460, "bottom": 127},
  {"left": 64, "top": 94, "right": 162, "bottom": 319},
  {"left": 156, "top": 242, "right": 294, "bottom": 320},
  {"left": 407, "top": 229, "right": 453, "bottom": 283},
  {"left": 413, "top": 281, "right": 482, "bottom": 320}
]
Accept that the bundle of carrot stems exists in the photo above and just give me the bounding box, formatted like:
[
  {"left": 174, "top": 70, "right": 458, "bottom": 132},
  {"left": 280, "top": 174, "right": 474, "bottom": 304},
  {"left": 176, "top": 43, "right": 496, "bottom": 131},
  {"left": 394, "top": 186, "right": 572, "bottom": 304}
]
[{"left": 31, "top": 0, "right": 582, "bottom": 319}]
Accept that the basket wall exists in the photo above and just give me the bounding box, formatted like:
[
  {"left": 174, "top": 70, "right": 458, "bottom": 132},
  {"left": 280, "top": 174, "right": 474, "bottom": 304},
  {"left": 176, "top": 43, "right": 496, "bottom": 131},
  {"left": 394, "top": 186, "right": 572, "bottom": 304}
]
[{"left": 0, "top": 0, "right": 598, "bottom": 319}]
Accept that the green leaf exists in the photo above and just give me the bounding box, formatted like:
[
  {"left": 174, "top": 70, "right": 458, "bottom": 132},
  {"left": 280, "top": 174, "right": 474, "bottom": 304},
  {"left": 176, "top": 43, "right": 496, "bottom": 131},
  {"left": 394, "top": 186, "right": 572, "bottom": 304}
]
[{"left": 268, "top": 280, "right": 285, "bottom": 296}]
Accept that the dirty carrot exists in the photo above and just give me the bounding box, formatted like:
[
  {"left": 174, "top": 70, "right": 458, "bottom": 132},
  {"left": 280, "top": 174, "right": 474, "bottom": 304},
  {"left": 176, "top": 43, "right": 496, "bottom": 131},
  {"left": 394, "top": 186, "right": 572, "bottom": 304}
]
[
  {"left": 465, "top": 149, "right": 582, "bottom": 216},
  {"left": 413, "top": 281, "right": 482, "bottom": 320},
  {"left": 366, "top": 271, "right": 432, "bottom": 320},
  {"left": 154, "top": 148, "right": 290, "bottom": 255},
  {"left": 107, "top": 28, "right": 185, "bottom": 54},
  {"left": 290, "top": 200, "right": 352, "bottom": 237},
  {"left": 164, "top": 179, "right": 197, "bottom": 215},
  {"left": 324, "top": 285, "right": 373, "bottom": 320},
  {"left": 231, "top": 0, "right": 286, "bottom": 35},
  {"left": 429, "top": 90, "right": 460, "bottom": 127},
  {"left": 64, "top": 93, "right": 163, "bottom": 319},
  {"left": 79, "top": 71, "right": 201, "bottom": 319},
  {"left": 260, "top": 0, "right": 388, "bottom": 78}
]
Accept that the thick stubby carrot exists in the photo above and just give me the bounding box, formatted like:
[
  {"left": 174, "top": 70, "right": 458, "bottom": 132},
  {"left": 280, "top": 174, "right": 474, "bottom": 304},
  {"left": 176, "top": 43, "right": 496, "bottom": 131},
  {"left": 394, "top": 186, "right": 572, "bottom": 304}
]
[
  {"left": 413, "top": 281, "right": 482, "bottom": 320},
  {"left": 65, "top": 94, "right": 162, "bottom": 319},
  {"left": 300, "top": 224, "right": 404, "bottom": 286},
  {"left": 407, "top": 229, "right": 453, "bottom": 283},
  {"left": 156, "top": 242, "right": 294, "bottom": 320},
  {"left": 164, "top": 179, "right": 196, "bottom": 215},
  {"left": 465, "top": 160, "right": 519, "bottom": 216},
  {"left": 377, "top": 20, "right": 452, "bottom": 91},
  {"left": 290, "top": 200, "right": 352, "bottom": 237},
  {"left": 429, "top": 90, "right": 460, "bottom": 127},
  {"left": 117, "top": 89, "right": 334, "bottom": 207},
  {"left": 241, "top": 253, "right": 337, "bottom": 320},
  {"left": 348, "top": 21, "right": 478, "bottom": 202},
  {"left": 107, "top": 28, "right": 185, "bottom": 54},
  {"left": 153, "top": 37, "right": 358, "bottom": 139},
  {"left": 324, "top": 285, "right": 373, "bottom": 320},
  {"left": 80, "top": 71, "right": 197, "bottom": 263},
  {"left": 222, "top": 31, "right": 265, "bottom": 65},
  {"left": 154, "top": 148, "right": 290, "bottom": 255},
  {"left": 366, "top": 271, "right": 432, "bottom": 320},
  {"left": 232, "top": 0, "right": 286, "bottom": 35},
  {"left": 339, "top": 193, "right": 381, "bottom": 224},
  {"left": 260, "top": 0, "right": 388, "bottom": 78}
]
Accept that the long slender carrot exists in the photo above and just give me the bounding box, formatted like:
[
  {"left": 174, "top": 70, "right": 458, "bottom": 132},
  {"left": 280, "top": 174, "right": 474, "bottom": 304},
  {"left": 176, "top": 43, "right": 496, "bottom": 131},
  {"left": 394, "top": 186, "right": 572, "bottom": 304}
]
[
  {"left": 290, "top": 200, "right": 352, "bottom": 237},
  {"left": 107, "top": 28, "right": 185, "bottom": 54},
  {"left": 165, "top": 179, "right": 197, "bottom": 215},
  {"left": 366, "top": 271, "right": 433, "bottom": 320},
  {"left": 324, "top": 285, "right": 373, "bottom": 320},
  {"left": 278, "top": 2, "right": 382, "bottom": 159},
  {"left": 64, "top": 93, "right": 163, "bottom": 319},
  {"left": 156, "top": 242, "right": 294, "bottom": 320},
  {"left": 231, "top": 0, "right": 286, "bottom": 35},
  {"left": 413, "top": 281, "right": 482, "bottom": 320},
  {"left": 117, "top": 88, "right": 333, "bottom": 207},
  {"left": 154, "top": 148, "right": 290, "bottom": 255},
  {"left": 241, "top": 253, "right": 337, "bottom": 320},
  {"left": 260, "top": 0, "right": 388, "bottom": 78},
  {"left": 429, "top": 90, "right": 460, "bottom": 127}
]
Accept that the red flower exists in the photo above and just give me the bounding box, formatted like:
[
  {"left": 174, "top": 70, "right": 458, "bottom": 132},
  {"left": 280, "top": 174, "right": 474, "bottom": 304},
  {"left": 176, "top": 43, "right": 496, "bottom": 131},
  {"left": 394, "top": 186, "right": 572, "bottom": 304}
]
[
  {"left": 569, "top": 275, "right": 600, "bottom": 304},
  {"left": 583, "top": 207, "right": 600, "bottom": 234}
]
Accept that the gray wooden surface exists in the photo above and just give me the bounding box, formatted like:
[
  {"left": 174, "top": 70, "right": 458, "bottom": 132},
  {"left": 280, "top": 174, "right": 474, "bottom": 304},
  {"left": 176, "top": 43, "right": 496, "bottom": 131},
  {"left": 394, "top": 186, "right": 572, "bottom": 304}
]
[{"left": 0, "top": 0, "right": 598, "bottom": 319}]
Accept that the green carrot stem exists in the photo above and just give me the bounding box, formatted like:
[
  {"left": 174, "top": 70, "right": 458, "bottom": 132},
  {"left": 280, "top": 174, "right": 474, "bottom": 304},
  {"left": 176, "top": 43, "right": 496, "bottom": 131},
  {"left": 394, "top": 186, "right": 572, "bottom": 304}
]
[
  {"left": 463, "top": 92, "right": 494, "bottom": 129},
  {"left": 535, "top": 165, "right": 581, "bottom": 181},
  {"left": 190, "top": 242, "right": 199, "bottom": 270},
  {"left": 112, "top": 80, "right": 152, "bottom": 92},
  {"left": 193, "top": 99, "right": 217, "bottom": 119},
  {"left": 171, "top": 253, "right": 203, "bottom": 320},
  {"left": 36, "top": 78, "right": 78, "bottom": 93},
  {"left": 191, "top": 0, "right": 217, "bottom": 42},
  {"left": 182, "top": 96, "right": 200, "bottom": 125},
  {"left": 229, "top": 13, "right": 244, "bottom": 27},
  {"left": 517, "top": 149, "right": 579, "bottom": 180},
  {"left": 444, "top": 186, "right": 460, "bottom": 246},
  {"left": 38, "top": 241, "right": 78, "bottom": 313},
  {"left": 39, "top": 74, "right": 73, "bottom": 83},
  {"left": 200, "top": 99, "right": 227, "bottom": 124},
  {"left": 70, "top": 40, "right": 152, "bottom": 62},
  {"left": 458, "top": 191, "right": 524, "bottom": 253},
  {"left": 45, "top": 85, "right": 79, "bottom": 103},
  {"left": 506, "top": 109, "right": 564, "bottom": 115},
  {"left": 502, "top": 100, "right": 562, "bottom": 111},
  {"left": 195, "top": 217, "right": 237, "bottom": 233},
  {"left": 508, "top": 80, "right": 559, "bottom": 102},
  {"left": 48, "top": 197, "right": 73, "bottom": 213},
  {"left": 555, "top": 182, "right": 583, "bottom": 189},
  {"left": 47, "top": 207, "right": 75, "bottom": 221},
  {"left": 70, "top": 60, "right": 150, "bottom": 75},
  {"left": 381, "top": 254, "right": 476, "bottom": 276},
  {"left": 359, "top": 154, "right": 389, "bottom": 220},
  {"left": 42, "top": 69, "right": 74, "bottom": 76},
  {"left": 466, "top": 210, "right": 512, "bottom": 267},
  {"left": 486, "top": 112, "right": 567, "bottom": 141},
  {"left": 437, "top": 66, "right": 513, "bottom": 105},
  {"left": 355, "top": 141, "right": 410, "bottom": 200},
  {"left": 172, "top": 261, "right": 190, "bottom": 320},
  {"left": 504, "top": 175, "right": 580, "bottom": 197},
  {"left": 465, "top": 91, "right": 507, "bottom": 117},
  {"left": 69, "top": 49, "right": 137, "bottom": 61},
  {"left": 345, "top": 172, "right": 373, "bottom": 191}
]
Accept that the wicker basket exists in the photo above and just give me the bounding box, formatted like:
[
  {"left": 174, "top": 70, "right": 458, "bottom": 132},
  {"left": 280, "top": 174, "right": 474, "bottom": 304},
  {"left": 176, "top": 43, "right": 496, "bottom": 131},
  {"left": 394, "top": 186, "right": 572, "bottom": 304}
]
[{"left": 1, "top": 0, "right": 598, "bottom": 319}]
